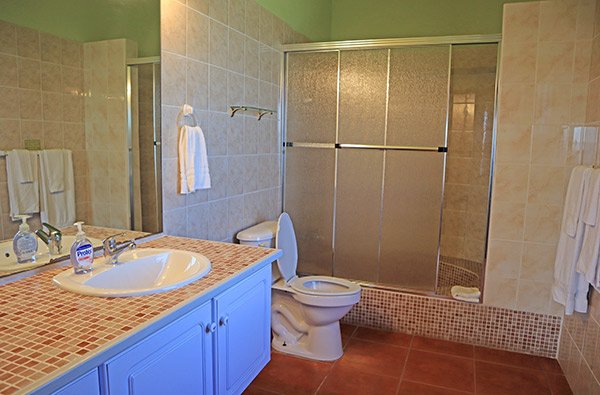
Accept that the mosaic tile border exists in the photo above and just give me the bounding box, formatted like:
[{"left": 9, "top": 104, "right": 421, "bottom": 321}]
[
  {"left": 342, "top": 286, "right": 561, "bottom": 358},
  {"left": 0, "top": 236, "right": 277, "bottom": 394}
]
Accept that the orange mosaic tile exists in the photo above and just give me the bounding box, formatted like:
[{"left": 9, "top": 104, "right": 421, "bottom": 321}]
[
  {"left": 0, "top": 235, "right": 279, "bottom": 394},
  {"left": 342, "top": 287, "right": 561, "bottom": 359}
]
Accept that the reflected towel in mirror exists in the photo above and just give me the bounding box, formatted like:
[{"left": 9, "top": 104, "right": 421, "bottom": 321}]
[{"left": 6, "top": 150, "right": 39, "bottom": 219}]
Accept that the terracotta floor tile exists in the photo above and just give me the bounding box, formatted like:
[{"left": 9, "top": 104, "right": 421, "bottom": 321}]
[
  {"left": 251, "top": 353, "right": 332, "bottom": 395},
  {"left": 412, "top": 336, "right": 474, "bottom": 358},
  {"left": 336, "top": 339, "right": 409, "bottom": 378},
  {"left": 340, "top": 323, "right": 357, "bottom": 338},
  {"left": 341, "top": 335, "right": 350, "bottom": 349},
  {"left": 243, "top": 385, "right": 282, "bottom": 394},
  {"left": 539, "top": 357, "right": 564, "bottom": 374},
  {"left": 316, "top": 365, "right": 399, "bottom": 395},
  {"left": 474, "top": 346, "right": 545, "bottom": 370},
  {"left": 475, "top": 361, "right": 551, "bottom": 395},
  {"left": 353, "top": 327, "right": 412, "bottom": 347},
  {"left": 403, "top": 349, "right": 475, "bottom": 393},
  {"left": 546, "top": 373, "right": 573, "bottom": 395},
  {"left": 398, "top": 380, "right": 473, "bottom": 394}
]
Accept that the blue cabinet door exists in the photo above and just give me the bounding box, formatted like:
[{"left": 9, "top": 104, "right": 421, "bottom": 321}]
[
  {"left": 52, "top": 369, "right": 100, "bottom": 395},
  {"left": 215, "top": 266, "right": 271, "bottom": 395},
  {"left": 104, "top": 301, "right": 213, "bottom": 395}
]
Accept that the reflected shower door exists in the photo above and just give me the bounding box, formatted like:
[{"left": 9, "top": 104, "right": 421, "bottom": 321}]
[{"left": 379, "top": 46, "right": 450, "bottom": 291}]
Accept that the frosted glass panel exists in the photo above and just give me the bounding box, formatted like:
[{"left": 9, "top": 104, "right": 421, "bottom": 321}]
[
  {"left": 338, "top": 50, "right": 388, "bottom": 145},
  {"left": 286, "top": 52, "right": 338, "bottom": 143},
  {"left": 334, "top": 150, "right": 384, "bottom": 282},
  {"left": 387, "top": 46, "right": 450, "bottom": 147},
  {"left": 283, "top": 147, "right": 335, "bottom": 276},
  {"left": 379, "top": 151, "right": 445, "bottom": 291}
]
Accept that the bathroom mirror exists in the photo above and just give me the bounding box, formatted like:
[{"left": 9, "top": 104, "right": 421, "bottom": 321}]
[{"left": 0, "top": 0, "right": 161, "bottom": 276}]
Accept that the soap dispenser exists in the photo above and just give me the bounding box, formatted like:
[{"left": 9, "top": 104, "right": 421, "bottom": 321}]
[
  {"left": 13, "top": 215, "right": 38, "bottom": 263},
  {"left": 70, "top": 222, "right": 94, "bottom": 274}
]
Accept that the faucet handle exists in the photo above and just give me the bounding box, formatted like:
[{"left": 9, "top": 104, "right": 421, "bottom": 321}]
[
  {"left": 43, "top": 222, "right": 61, "bottom": 236},
  {"left": 103, "top": 232, "right": 127, "bottom": 251}
]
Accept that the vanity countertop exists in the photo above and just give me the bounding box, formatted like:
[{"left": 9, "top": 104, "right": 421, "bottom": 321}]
[{"left": 0, "top": 235, "right": 280, "bottom": 394}]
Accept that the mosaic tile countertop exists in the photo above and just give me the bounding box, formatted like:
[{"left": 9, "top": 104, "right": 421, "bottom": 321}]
[{"left": 0, "top": 235, "right": 280, "bottom": 394}]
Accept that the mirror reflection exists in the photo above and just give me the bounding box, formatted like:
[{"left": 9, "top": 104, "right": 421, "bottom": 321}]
[{"left": 0, "top": 0, "right": 161, "bottom": 275}]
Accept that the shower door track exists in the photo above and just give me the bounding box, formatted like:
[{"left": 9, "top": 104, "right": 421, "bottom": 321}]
[{"left": 284, "top": 142, "right": 448, "bottom": 153}]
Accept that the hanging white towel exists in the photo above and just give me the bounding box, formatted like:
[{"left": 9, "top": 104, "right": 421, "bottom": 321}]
[
  {"left": 178, "top": 125, "right": 211, "bottom": 194},
  {"left": 563, "top": 166, "right": 588, "bottom": 237},
  {"left": 6, "top": 150, "right": 39, "bottom": 218},
  {"left": 553, "top": 166, "right": 592, "bottom": 314},
  {"left": 39, "top": 149, "right": 75, "bottom": 228},
  {"left": 39, "top": 149, "right": 65, "bottom": 192},
  {"left": 577, "top": 169, "right": 600, "bottom": 287}
]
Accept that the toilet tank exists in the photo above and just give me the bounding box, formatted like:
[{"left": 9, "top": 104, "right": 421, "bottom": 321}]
[{"left": 236, "top": 221, "right": 277, "bottom": 248}]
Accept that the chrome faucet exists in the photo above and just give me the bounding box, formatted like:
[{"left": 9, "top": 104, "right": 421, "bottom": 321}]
[
  {"left": 35, "top": 223, "right": 63, "bottom": 255},
  {"left": 103, "top": 232, "right": 136, "bottom": 265}
]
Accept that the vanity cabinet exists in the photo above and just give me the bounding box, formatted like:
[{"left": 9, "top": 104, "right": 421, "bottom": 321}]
[
  {"left": 52, "top": 369, "right": 100, "bottom": 395},
  {"left": 101, "top": 265, "right": 271, "bottom": 395}
]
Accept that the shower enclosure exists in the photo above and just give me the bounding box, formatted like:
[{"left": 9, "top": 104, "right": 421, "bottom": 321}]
[{"left": 282, "top": 37, "right": 499, "bottom": 296}]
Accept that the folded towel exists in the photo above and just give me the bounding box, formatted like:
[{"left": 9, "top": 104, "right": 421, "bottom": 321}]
[
  {"left": 451, "top": 286, "right": 481, "bottom": 300},
  {"left": 178, "top": 125, "right": 211, "bottom": 194},
  {"left": 452, "top": 294, "right": 480, "bottom": 303},
  {"left": 581, "top": 169, "right": 600, "bottom": 226},
  {"left": 39, "top": 149, "right": 75, "bottom": 228},
  {"left": 39, "top": 149, "right": 65, "bottom": 193},
  {"left": 9, "top": 149, "right": 34, "bottom": 183},
  {"left": 563, "top": 166, "right": 588, "bottom": 237},
  {"left": 6, "top": 150, "right": 39, "bottom": 218}
]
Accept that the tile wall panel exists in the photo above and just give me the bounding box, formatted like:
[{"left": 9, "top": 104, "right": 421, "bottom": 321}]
[{"left": 160, "top": 0, "right": 310, "bottom": 242}]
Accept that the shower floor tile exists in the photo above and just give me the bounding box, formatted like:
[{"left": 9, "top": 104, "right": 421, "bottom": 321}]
[{"left": 244, "top": 325, "right": 573, "bottom": 395}]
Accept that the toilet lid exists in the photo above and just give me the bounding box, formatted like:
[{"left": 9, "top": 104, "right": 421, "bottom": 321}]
[{"left": 276, "top": 213, "right": 298, "bottom": 282}]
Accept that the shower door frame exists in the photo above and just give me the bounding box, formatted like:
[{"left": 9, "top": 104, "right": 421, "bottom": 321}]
[{"left": 280, "top": 34, "right": 502, "bottom": 299}]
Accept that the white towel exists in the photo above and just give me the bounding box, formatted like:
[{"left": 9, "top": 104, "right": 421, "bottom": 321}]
[
  {"left": 563, "top": 166, "right": 588, "bottom": 236},
  {"left": 6, "top": 150, "right": 39, "bottom": 218},
  {"left": 39, "top": 149, "right": 75, "bottom": 228},
  {"left": 178, "top": 125, "right": 211, "bottom": 194},
  {"left": 451, "top": 286, "right": 481, "bottom": 300},
  {"left": 452, "top": 294, "right": 480, "bottom": 303},
  {"left": 553, "top": 167, "right": 592, "bottom": 314},
  {"left": 40, "top": 149, "right": 65, "bottom": 193},
  {"left": 577, "top": 168, "right": 600, "bottom": 288}
]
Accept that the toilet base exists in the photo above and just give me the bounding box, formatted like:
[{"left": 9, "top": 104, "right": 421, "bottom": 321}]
[{"left": 272, "top": 320, "right": 344, "bottom": 361}]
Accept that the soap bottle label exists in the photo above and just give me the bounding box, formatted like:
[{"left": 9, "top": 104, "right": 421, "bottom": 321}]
[
  {"left": 76, "top": 244, "right": 94, "bottom": 266},
  {"left": 17, "top": 237, "right": 37, "bottom": 256}
]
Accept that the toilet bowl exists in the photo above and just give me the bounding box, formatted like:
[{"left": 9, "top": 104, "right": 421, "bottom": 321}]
[{"left": 237, "top": 213, "right": 361, "bottom": 361}]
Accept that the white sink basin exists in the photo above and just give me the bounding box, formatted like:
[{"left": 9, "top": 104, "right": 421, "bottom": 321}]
[
  {"left": 0, "top": 235, "right": 103, "bottom": 273},
  {"left": 52, "top": 248, "right": 211, "bottom": 297}
]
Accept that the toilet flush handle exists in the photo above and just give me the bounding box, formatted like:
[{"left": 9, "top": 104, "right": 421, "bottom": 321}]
[{"left": 219, "top": 315, "right": 229, "bottom": 326}]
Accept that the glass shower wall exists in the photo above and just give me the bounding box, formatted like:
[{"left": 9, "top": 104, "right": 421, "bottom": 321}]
[
  {"left": 438, "top": 44, "right": 498, "bottom": 295},
  {"left": 283, "top": 42, "right": 498, "bottom": 295}
]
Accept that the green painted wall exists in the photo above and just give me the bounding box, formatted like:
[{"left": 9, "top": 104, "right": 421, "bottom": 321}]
[
  {"left": 331, "top": 0, "right": 534, "bottom": 41},
  {"left": 0, "top": 0, "right": 159, "bottom": 56},
  {"left": 254, "top": 0, "right": 332, "bottom": 42}
]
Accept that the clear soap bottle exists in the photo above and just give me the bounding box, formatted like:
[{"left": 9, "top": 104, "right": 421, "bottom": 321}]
[
  {"left": 70, "top": 222, "right": 94, "bottom": 274},
  {"left": 13, "top": 215, "right": 38, "bottom": 264}
]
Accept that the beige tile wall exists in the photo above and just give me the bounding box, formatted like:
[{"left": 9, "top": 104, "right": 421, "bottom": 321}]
[
  {"left": 160, "top": 0, "right": 309, "bottom": 242},
  {"left": 485, "top": 0, "right": 596, "bottom": 315},
  {"left": 559, "top": 288, "right": 600, "bottom": 393},
  {"left": 0, "top": 20, "right": 87, "bottom": 240},
  {"left": 83, "top": 39, "right": 137, "bottom": 230}
]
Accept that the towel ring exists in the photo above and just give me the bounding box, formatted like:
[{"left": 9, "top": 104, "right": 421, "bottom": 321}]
[{"left": 177, "top": 111, "right": 199, "bottom": 128}]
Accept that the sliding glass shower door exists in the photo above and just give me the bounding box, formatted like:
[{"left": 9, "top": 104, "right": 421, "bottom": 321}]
[{"left": 283, "top": 42, "right": 495, "bottom": 293}]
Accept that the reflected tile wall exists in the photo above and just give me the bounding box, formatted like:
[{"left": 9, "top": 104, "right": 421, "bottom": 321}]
[
  {"left": 160, "top": 0, "right": 309, "bottom": 241},
  {"left": 487, "top": 0, "right": 596, "bottom": 316},
  {"left": 83, "top": 39, "right": 136, "bottom": 230},
  {"left": 0, "top": 20, "right": 87, "bottom": 239}
]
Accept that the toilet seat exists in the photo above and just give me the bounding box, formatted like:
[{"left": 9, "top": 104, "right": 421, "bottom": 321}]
[{"left": 289, "top": 276, "right": 361, "bottom": 296}]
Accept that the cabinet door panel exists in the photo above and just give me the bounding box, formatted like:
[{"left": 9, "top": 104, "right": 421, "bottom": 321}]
[
  {"left": 216, "top": 266, "right": 271, "bottom": 395},
  {"left": 104, "top": 301, "right": 213, "bottom": 395},
  {"left": 52, "top": 369, "right": 100, "bottom": 395}
]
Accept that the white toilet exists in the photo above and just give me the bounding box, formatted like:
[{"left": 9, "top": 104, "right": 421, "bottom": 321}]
[{"left": 237, "top": 213, "right": 361, "bottom": 361}]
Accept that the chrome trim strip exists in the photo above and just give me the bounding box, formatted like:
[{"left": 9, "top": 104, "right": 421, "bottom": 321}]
[
  {"left": 282, "top": 34, "right": 502, "bottom": 53},
  {"left": 331, "top": 50, "right": 341, "bottom": 277}
]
